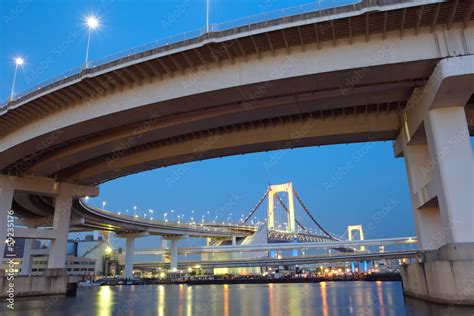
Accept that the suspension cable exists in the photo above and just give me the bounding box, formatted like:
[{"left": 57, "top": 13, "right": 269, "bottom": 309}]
[
  {"left": 275, "top": 194, "right": 308, "bottom": 233},
  {"left": 293, "top": 188, "right": 338, "bottom": 240},
  {"left": 242, "top": 189, "right": 269, "bottom": 224}
]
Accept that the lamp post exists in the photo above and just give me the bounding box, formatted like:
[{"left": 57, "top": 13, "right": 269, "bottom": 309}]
[
  {"left": 84, "top": 15, "right": 99, "bottom": 68},
  {"left": 206, "top": 0, "right": 210, "bottom": 32},
  {"left": 10, "top": 57, "right": 24, "bottom": 101}
]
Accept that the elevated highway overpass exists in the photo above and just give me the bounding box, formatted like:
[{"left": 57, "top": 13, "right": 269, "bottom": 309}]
[
  {"left": 133, "top": 236, "right": 418, "bottom": 256},
  {"left": 1, "top": 0, "right": 474, "bottom": 303},
  {"left": 0, "top": 0, "right": 472, "bottom": 220},
  {"left": 135, "top": 250, "right": 418, "bottom": 270},
  {"left": 1, "top": 0, "right": 473, "bottom": 186}
]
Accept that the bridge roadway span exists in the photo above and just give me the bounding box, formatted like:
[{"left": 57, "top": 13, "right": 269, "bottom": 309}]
[
  {"left": 11, "top": 197, "right": 257, "bottom": 238},
  {"left": 135, "top": 250, "right": 418, "bottom": 269},
  {"left": 1, "top": 1, "right": 474, "bottom": 302},
  {"left": 134, "top": 236, "right": 418, "bottom": 256},
  {"left": 0, "top": 0, "right": 473, "bottom": 224}
]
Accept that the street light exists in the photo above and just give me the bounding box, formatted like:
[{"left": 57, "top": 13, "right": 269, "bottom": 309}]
[
  {"left": 10, "top": 57, "right": 24, "bottom": 101},
  {"left": 206, "top": 0, "right": 210, "bottom": 32},
  {"left": 102, "top": 201, "right": 106, "bottom": 209},
  {"left": 84, "top": 15, "right": 100, "bottom": 68}
]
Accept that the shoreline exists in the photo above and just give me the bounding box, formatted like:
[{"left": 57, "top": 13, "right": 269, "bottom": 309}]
[{"left": 176, "top": 274, "right": 401, "bottom": 285}]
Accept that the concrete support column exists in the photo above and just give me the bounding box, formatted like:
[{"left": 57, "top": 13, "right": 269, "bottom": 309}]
[
  {"left": 20, "top": 239, "right": 33, "bottom": 276},
  {"left": 170, "top": 239, "right": 178, "bottom": 271},
  {"left": 124, "top": 236, "right": 135, "bottom": 279},
  {"left": 425, "top": 107, "right": 474, "bottom": 244},
  {"left": 48, "top": 194, "right": 72, "bottom": 269},
  {"left": 231, "top": 235, "right": 237, "bottom": 246},
  {"left": 403, "top": 143, "right": 444, "bottom": 249},
  {"left": 0, "top": 178, "right": 14, "bottom": 264}
]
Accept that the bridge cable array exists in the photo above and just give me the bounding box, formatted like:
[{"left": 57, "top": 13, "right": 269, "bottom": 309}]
[
  {"left": 274, "top": 194, "right": 309, "bottom": 234},
  {"left": 240, "top": 185, "right": 338, "bottom": 241},
  {"left": 241, "top": 189, "right": 269, "bottom": 224},
  {"left": 293, "top": 188, "right": 338, "bottom": 240}
]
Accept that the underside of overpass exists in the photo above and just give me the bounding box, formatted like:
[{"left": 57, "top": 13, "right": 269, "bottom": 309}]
[
  {"left": 1, "top": 0, "right": 473, "bottom": 185},
  {"left": 0, "top": 0, "right": 471, "bottom": 225},
  {"left": 0, "top": 0, "right": 472, "bottom": 244},
  {"left": 1, "top": 1, "right": 474, "bottom": 303}
]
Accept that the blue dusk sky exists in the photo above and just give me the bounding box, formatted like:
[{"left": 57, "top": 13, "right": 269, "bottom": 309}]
[{"left": 1, "top": 0, "right": 472, "bottom": 250}]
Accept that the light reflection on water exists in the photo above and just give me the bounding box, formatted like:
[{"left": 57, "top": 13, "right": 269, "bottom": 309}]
[
  {"left": 157, "top": 285, "right": 165, "bottom": 316},
  {"left": 97, "top": 285, "right": 113, "bottom": 316},
  {"left": 3, "top": 281, "right": 474, "bottom": 316}
]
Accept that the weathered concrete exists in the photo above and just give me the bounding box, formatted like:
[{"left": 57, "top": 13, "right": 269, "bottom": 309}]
[
  {"left": 401, "top": 243, "right": 474, "bottom": 305},
  {"left": 48, "top": 194, "right": 72, "bottom": 269},
  {"left": 0, "top": 269, "right": 83, "bottom": 298}
]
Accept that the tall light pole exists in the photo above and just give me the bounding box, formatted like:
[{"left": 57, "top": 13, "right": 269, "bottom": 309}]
[
  {"left": 84, "top": 15, "right": 99, "bottom": 68},
  {"left": 206, "top": 0, "right": 210, "bottom": 32},
  {"left": 10, "top": 57, "right": 24, "bottom": 101}
]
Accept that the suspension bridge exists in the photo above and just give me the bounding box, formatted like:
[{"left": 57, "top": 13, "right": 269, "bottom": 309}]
[
  {"left": 239, "top": 182, "right": 339, "bottom": 243},
  {"left": 122, "top": 182, "right": 416, "bottom": 275}
]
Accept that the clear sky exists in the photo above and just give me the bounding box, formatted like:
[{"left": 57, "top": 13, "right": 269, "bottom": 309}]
[{"left": 3, "top": 0, "right": 469, "bottom": 250}]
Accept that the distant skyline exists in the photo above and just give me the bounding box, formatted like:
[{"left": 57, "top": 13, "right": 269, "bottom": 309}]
[{"left": 2, "top": 0, "right": 473, "bottom": 250}]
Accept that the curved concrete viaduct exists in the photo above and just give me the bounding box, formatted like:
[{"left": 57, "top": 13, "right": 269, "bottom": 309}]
[
  {"left": 1, "top": 0, "right": 474, "bottom": 301},
  {"left": 1, "top": 0, "right": 473, "bottom": 185}
]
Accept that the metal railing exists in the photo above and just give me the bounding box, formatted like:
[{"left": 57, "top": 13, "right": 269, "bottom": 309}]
[{"left": 2, "top": 0, "right": 375, "bottom": 108}]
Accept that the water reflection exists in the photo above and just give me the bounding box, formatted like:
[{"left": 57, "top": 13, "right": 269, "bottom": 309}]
[
  {"left": 157, "top": 285, "right": 165, "bottom": 316},
  {"left": 320, "top": 282, "right": 329, "bottom": 316},
  {"left": 3, "top": 282, "right": 474, "bottom": 315},
  {"left": 376, "top": 281, "right": 386, "bottom": 316},
  {"left": 287, "top": 284, "right": 301, "bottom": 316},
  {"left": 268, "top": 283, "right": 275, "bottom": 316},
  {"left": 97, "top": 285, "right": 113, "bottom": 316},
  {"left": 222, "top": 284, "right": 229, "bottom": 316},
  {"left": 405, "top": 297, "right": 474, "bottom": 316},
  {"left": 178, "top": 284, "right": 184, "bottom": 316},
  {"left": 186, "top": 284, "right": 193, "bottom": 316}
]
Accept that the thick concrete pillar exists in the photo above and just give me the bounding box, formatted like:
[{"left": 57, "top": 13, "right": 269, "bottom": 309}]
[
  {"left": 48, "top": 194, "right": 72, "bottom": 269},
  {"left": 0, "top": 178, "right": 14, "bottom": 264},
  {"left": 425, "top": 107, "right": 474, "bottom": 244},
  {"left": 20, "top": 239, "right": 33, "bottom": 276},
  {"left": 397, "top": 56, "right": 474, "bottom": 305},
  {"left": 160, "top": 238, "right": 168, "bottom": 263},
  {"left": 231, "top": 235, "right": 237, "bottom": 245},
  {"left": 124, "top": 236, "right": 135, "bottom": 279},
  {"left": 402, "top": 143, "right": 444, "bottom": 250},
  {"left": 170, "top": 239, "right": 178, "bottom": 271}
]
